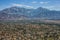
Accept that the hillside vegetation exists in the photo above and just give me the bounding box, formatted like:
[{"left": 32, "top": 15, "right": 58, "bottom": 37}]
[{"left": 0, "top": 21, "right": 60, "bottom": 40}]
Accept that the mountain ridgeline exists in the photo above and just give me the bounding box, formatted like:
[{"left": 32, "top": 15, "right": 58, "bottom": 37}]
[{"left": 0, "top": 6, "right": 60, "bottom": 20}]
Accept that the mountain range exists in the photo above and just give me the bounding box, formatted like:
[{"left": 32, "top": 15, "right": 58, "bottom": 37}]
[{"left": 0, "top": 6, "right": 60, "bottom": 20}]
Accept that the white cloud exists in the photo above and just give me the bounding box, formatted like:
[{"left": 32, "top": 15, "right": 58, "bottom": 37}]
[
  {"left": 40, "top": 2, "right": 48, "bottom": 4},
  {"left": 42, "top": 6, "right": 60, "bottom": 10},
  {"left": 12, "top": 3, "right": 34, "bottom": 9},
  {"left": 42, "top": 6, "right": 54, "bottom": 10},
  {"left": 31, "top": 1, "right": 49, "bottom": 4},
  {"left": 12, "top": 4, "right": 24, "bottom": 7},
  {"left": 43, "top": 6, "right": 55, "bottom": 8},
  {"left": 32, "top": 1, "right": 37, "bottom": 4},
  {"left": 25, "top": 6, "right": 34, "bottom": 8}
]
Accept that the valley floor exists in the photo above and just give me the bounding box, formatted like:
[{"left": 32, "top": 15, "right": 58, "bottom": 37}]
[{"left": 0, "top": 20, "right": 60, "bottom": 40}]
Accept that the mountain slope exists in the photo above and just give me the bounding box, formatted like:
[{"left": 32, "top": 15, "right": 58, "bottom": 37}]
[{"left": 0, "top": 6, "right": 60, "bottom": 20}]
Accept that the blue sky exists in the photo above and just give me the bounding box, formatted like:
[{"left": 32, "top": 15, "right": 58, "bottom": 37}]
[{"left": 0, "top": 0, "right": 60, "bottom": 10}]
